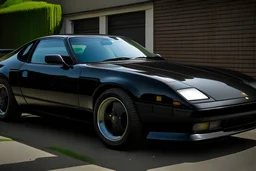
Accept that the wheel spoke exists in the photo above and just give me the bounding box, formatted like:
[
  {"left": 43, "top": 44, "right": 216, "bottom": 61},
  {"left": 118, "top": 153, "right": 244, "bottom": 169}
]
[
  {"left": 111, "top": 122, "right": 117, "bottom": 135},
  {"left": 112, "top": 102, "right": 125, "bottom": 116},
  {"left": 111, "top": 120, "right": 125, "bottom": 136},
  {"left": 104, "top": 113, "right": 112, "bottom": 122},
  {"left": 105, "top": 104, "right": 113, "bottom": 114},
  {"left": 119, "top": 116, "right": 127, "bottom": 130},
  {"left": 117, "top": 122, "right": 126, "bottom": 132}
]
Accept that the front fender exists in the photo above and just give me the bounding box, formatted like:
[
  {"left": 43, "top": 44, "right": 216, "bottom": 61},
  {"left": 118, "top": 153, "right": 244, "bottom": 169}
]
[{"left": 80, "top": 66, "right": 193, "bottom": 110}]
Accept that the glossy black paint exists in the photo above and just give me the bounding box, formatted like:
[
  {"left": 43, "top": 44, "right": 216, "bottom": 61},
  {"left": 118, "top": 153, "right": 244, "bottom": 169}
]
[
  {"left": 78, "top": 62, "right": 191, "bottom": 110},
  {"left": 0, "top": 35, "right": 256, "bottom": 138},
  {"left": 19, "top": 63, "right": 81, "bottom": 108}
]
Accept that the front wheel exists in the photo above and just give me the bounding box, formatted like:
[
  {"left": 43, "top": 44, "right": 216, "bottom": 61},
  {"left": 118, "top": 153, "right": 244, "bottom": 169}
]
[
  {"left": 0, "top": 78, "right": 21, "bottom": 121},
  {"left": 94, "top": 88, "right": 146, "bottom": 150}
]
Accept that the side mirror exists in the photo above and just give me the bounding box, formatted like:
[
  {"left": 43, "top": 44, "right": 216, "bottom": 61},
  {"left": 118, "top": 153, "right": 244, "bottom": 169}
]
[
  {"left": 45, "top": 54, "right": 69, "bottom": 68},
  {"left": 153, "top": 53, "right": 164, "bottom": 60},
  {"left": 155, "top": 53, "right": 162, "bottom": 58}
]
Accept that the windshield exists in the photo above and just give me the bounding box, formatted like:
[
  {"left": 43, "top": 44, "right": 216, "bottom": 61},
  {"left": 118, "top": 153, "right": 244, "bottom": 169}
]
[{"left": 69, "top": 37, "right": 155, "bottom": 63}]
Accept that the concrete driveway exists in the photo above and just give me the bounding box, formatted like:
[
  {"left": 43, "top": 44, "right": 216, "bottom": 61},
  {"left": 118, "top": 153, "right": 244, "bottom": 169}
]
[{"left": 0, "top": 114, "right": 255, "bottom": 171}]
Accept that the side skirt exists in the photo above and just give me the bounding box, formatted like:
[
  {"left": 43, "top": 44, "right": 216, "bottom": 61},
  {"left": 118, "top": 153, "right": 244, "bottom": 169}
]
[{"left": 20, "top": 106, "right": 94, "bottom": 124}]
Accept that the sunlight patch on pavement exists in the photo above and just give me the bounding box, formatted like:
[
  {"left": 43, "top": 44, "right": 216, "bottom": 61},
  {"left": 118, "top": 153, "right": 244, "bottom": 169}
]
[
  {"left": 233, "top": 130, "right": 256, "bottom": 141},
  {"left": 0, "top": 141, "right": 56, "bottom": 165},
  {"left": 148, "top": 148, "right": 256, "bottom": 171},
  {"left": 147, "top": 147, "right": 256, "bottom": 171},
  {"left": 148, "top": 132, "right": 256, "bottom": 171},
  {"left": 49, "top": 165, "right": 115, "bottom": 171}
]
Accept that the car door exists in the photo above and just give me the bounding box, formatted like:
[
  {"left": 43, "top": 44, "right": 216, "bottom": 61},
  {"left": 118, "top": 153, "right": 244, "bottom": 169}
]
[{"left": 19, "top": 38, "right": 81, "bottom": 113}]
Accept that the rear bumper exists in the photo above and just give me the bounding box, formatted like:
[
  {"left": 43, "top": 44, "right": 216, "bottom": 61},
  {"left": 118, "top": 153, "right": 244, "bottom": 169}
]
[{"left": 136, "top": 101, "right": 256, "bottom": 141}]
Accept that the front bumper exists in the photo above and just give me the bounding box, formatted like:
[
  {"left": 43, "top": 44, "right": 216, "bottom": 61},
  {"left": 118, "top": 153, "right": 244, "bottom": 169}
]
[
  {"left": 136, "top": 101, "right": 256, "bottom": 141},
  {"left": 147, "top": 127, "right": 256, "bottom": 141}
]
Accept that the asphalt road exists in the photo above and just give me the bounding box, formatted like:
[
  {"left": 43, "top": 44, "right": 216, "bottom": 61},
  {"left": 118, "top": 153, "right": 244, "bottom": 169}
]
[{"left": 0, "top": 114, "right": 255, "bottom": 171}]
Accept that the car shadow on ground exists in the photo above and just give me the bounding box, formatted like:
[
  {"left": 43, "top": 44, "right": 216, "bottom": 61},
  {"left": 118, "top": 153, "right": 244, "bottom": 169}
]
[{"left": 0, "top": 114, "right": 255, "bottom": 171}]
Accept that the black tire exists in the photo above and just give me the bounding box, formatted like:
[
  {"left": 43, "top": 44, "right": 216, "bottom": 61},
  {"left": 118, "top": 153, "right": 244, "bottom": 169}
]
[
  {"left": 94, "top": 88, "right": 146, "bottom": 150},
  {"left": 0, "top": 78, "right": 22, "bottom": 121}
]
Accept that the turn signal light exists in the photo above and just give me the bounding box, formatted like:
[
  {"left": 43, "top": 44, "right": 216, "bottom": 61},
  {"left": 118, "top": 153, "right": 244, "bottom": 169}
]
[
  {"left": 193, "top": 122, "right": 209, "bottom": 132},
  {"left": 173, "top": 101, "right": 181, "bottom": 106},
  {"left": 193, "top": 121, "right": 222, "bottom": 132},
  {"left": 156, "top": 96, "right": 162, "bottom": 102}
]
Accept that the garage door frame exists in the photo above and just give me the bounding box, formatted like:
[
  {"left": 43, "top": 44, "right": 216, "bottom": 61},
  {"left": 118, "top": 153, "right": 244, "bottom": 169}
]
[{"left": 63, "top": 2, "right": 154, "bottom": 52}]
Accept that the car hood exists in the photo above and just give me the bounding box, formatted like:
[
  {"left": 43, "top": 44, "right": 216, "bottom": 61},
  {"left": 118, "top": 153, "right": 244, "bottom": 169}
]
[{"left": 89, "top": 60, "right": 256, "bottom": 101}]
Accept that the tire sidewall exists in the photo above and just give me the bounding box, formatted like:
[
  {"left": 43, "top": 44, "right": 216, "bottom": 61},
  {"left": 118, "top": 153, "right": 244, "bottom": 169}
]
[
  {"left": 0, "top": 78, "right": 20, "bottom": 120},
  {"left": 0, "top": 78, "right": 12, "bottom": 119}
]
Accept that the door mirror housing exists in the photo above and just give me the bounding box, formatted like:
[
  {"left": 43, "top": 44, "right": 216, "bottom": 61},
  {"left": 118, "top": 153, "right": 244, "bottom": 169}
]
[
  {"left": 45, "top": 54, "right": 69, "bottom": 67},
  {"left": 155, "top": 53, "right": 162, "bottom": 58},
  {"left": 153, "top": 53, "right": 164, "bottom": 60}
]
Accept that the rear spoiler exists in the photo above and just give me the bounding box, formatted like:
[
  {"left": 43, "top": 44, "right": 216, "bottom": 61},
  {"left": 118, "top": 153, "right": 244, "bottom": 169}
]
[{"left": 0, "top": 49, "right": 14, "bottom": 57}]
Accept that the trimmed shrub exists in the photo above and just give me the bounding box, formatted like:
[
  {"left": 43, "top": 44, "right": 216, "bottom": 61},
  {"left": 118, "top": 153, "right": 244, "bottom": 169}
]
[
  {"left": 0, "top": 1, "right": 62, "bottom": 48},
  {"left": 1, "top": 0, "right": 33, "bottom": 8}
]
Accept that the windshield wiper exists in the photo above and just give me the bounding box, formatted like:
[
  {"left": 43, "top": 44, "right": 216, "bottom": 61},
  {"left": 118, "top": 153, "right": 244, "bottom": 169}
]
[
  {"left": 103, "top": 57, "right": 131, "bottom": 62},
  {"left": 134, "top": 55, "right": 164, "bottom": 60},
  {"left": 134, "top": 56, "right": 148, "bottom": 59}
]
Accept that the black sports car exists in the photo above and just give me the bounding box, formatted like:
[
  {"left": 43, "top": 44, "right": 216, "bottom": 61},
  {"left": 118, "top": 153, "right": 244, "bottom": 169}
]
[{"left": 0, "top": 35, "right": 256, "bottom": 149}]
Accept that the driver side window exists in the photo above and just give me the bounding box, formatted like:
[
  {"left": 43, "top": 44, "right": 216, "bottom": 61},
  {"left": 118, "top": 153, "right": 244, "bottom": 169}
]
[{"left": 31, "top": 39, "right": 70, "bottom": 64}]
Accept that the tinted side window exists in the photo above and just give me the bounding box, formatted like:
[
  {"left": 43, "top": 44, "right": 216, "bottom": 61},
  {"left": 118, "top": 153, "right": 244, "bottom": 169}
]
[
  {"left": 18, "top": 43, "right": 34, "bottom": 62},
  {"left": 31, "top": 39, "right": 69, "bottom": 64}
]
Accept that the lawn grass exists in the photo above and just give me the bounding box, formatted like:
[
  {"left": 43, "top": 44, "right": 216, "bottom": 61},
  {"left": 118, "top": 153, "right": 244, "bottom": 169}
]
[
  {"left": 49, "top": 146, "right": 96, "bottom": 164},
  {"left": 0, "top": 138, "right": 13, "bottom": 142}
]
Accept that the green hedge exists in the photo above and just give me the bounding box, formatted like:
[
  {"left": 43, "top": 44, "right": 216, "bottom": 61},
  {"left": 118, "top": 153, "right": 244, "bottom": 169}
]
[
  {"left": 0, "top": 1, "right": 62, "bottom": 48},
  {"left": 0, "top": 0, "right": 32, "bottom": 8},
  {"left": 0, "top": 0, "right": 7, "bottom": 5}
]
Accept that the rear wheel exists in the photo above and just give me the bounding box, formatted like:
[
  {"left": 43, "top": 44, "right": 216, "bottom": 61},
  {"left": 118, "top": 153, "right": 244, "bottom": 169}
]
[
  {"left": 94, "top": 88, "right": 146, "bottom": 150},
  {"left": 0, "top": 78, "right": 21, "bottom": 121}
]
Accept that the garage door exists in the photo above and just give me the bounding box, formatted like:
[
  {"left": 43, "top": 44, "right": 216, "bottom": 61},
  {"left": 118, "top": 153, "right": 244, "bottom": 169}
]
[
  {"left": 154, "top": 0, "right": 256, "bottom": 78},
  {"left": 108, "top": 11, "right": 145, "bottom": 46},
  {"left": 73, "top": 17, "right": 99, "bottom": 34}
]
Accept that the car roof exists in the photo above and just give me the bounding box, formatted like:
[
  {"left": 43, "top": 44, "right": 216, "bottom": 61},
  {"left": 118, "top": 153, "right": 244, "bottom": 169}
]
[{"left": 40, "top": 34, "right": 130, "bottom": 39}]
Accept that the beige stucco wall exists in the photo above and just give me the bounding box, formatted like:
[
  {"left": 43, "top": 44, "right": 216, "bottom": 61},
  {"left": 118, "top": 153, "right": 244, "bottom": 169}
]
[{"left": 45, "top": 0, "right": 150, "bottom": 14}]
